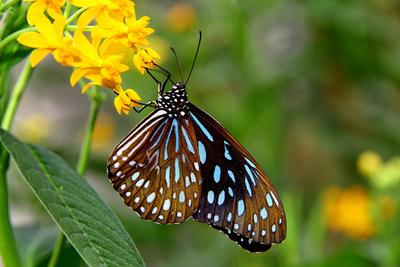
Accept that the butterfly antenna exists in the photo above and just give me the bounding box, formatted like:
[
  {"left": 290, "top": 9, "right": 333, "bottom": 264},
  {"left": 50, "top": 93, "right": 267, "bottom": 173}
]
[
  {"left": 170, "top": 47, "right": 184, "bottom": 82},
  {"left": 185, "top": 31, "right": 202, "bottom": 85}
]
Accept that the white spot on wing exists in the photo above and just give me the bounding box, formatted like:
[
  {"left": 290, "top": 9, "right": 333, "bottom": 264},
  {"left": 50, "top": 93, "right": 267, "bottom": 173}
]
[
  {"left": 179, "top": 191, "right": 185, "bottom": 203},
  {"left": 163, "top": 199, "right": 171, "bottom": 210},
  {"left": 147, "top": 192, "right": 156, "bottom": 203}
]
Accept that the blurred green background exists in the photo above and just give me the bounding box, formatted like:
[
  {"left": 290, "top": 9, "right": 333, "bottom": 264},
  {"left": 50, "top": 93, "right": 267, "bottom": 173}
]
[{"left": 7, "top": 0, "right": 400, "bottom": 266}]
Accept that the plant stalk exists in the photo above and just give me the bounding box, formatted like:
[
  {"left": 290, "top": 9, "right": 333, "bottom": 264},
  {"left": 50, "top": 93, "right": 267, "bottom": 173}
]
[
  {"left": 47, "top": 87, "right": 102, "bottom": 267},
  {"left": 0, "top": 60, "right": 33, "bottom": 267}
]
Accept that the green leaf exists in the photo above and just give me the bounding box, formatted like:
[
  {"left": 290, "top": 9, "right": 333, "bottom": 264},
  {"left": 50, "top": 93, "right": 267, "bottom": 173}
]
[{"left": 0, "top": 130, "right": 145, "bottom": 267}]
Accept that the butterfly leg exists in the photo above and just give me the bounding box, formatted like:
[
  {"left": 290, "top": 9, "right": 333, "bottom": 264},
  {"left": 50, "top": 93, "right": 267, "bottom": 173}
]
[
  {"left": 146, "top": 69, "right": 161, "bottom": 84},
  {"left": 132, "top": 100, "right": 157, "bottom": 113}
]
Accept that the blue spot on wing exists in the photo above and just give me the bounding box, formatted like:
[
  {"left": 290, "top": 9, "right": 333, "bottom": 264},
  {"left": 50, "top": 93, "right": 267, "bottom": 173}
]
[
  {"left": 223, "top": 141, "right": 232, "bottom": 160},
  {"left": 198, "top": 141, "right": 206, "bottom": 164},
  {"left": 245, "top": 165, "right": 256, "bottom": 186},
  {"left": 213, "top": 165, "right": 221, "bottom": 183},
  {"left": 228, "top": 170, "right": 235, "bottom": 182},
  {"left": 181, "top": 126, "right": 194, "bottom": 153},
  {"left": 190, "top": 113, "right": 214, "bottom": 142},
  {"left": 174, "top": 157, "right": 180, "bottom": 182},
  {"left": 149, "top": 121, "right": 167, "bottom": 150},
  {"left": 165, "top": 166, "right": 171, "bottom": 187},
  {"left": 164, "top": 121, "right": 175, "bottom": 160},
  {"left": 245, "top": 178, "right": 253, "bottom": 197},
  {"left": 245, "top": 157, "right": 256, "bottom": 168},
  {"left": 172, "top": 119, "right": 179, "bottom": 153},
  {"left": 237, "top": 200, "right": 245, "bottom": 216}
]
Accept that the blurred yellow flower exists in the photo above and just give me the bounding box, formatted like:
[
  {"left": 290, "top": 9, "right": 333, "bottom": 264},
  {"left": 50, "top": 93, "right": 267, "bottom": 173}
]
[
  {"left": 91, "top": 113, "right": 115, "bottom": 152},
  {"left": 146, "top": 36, "right": 169, "bottom": 65},
  {"left": 323, "top": 186, "right": 375, "bottom": 239},
  {"left": 15, "top": 113, "right": 52, "bottom": 143},
  {"left": 371, "top": 156, "right": 400, "bottom": 189},
  {"left": 133, "top": 48, "right": 160, "bottom": 74},
  {"left": 357, "top": 150, "right": 383, "bottom": 177},
  {"left": 94, "top": 16, "right": 155, "bottom": 50},
  {"left": 166, "top": 3, "right": 197, "bottom": 33},
  {"left": 25, "top": 0, "right": 65, "bottom": 25},
  {"left": 70, "top": 0, "right": 135, "bottom": 29},
  {"left": 377, "top": 196, "right": 396, "bottom": 220},
  {"left": 17, "top": 14, "right": 70, "bottom": 67},
  {"left": 113, "top": 85, "right": 141, "bottom": 115},
  {"left": 70, "top": 31, "right": 129, "bottom": 91}
]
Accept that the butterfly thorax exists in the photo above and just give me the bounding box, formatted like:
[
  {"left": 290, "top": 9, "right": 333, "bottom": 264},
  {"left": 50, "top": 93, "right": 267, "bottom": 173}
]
[{"left": 156, "top": 82, "right": 189, "bottom": 118}]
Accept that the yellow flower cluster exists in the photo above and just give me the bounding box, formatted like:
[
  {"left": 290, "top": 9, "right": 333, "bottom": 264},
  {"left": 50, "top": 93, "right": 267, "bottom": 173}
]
[
  {"left": 17, "top": 0, "right": 160, "bottom": 114},
  {"left": 323, "top": 186, "right": 375, "bottom": 239}
]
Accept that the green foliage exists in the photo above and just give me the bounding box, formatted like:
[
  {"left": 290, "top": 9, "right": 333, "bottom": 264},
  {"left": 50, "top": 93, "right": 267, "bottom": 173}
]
[{"left": 0, "top": 130, "right": 144, "bottom": 267}]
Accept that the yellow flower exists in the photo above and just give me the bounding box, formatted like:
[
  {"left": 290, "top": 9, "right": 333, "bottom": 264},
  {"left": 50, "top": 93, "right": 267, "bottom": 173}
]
[
  {"left": 69, "top": 0, "right": 135, "bottom": 29},
  {"left": 90, "top": 113, "right": 115, "bottom": 152},
  {"left": 323, "top": 186, "right": 375, "bottom": 239},
  {"left": 357, "top": 151, "right": 383, "bottom": 177},
  {"left": 94, "top": 16, "right": 155, "bottom": 50},
  {"left": 133, "top": 48, "right": 160, "bottom": 74},
  {"left": 17, "top": 14, "right": 69, "bottom": 67},
  {"left": 70, "top": 31, "right": 129, "bottom": 91},
  {"left": 24, "top": 0, "right": 65, "bottom": 25},
  {"left": 371, "top": 156, "right": 400, "bottom": 189},
  {"left": 14, "top": 113, "right": 52, "bottom": 143},
  {"left": 113, "top": 85, "right": 141, "bottom": 115},
  {"left": 52, "top": 39, "right": 82, "bottom": 66},
  {"left": 166, "top": 3, "right": 197, "bottom": 33}
]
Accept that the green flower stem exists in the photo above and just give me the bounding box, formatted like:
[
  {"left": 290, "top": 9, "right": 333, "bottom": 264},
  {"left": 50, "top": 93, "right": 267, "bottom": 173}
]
[
  {"left": 46, "top": 233, "right": 65, "bottom": 267},
  {"left": 63, "top": 2, "right": 71, "bottom": 18},
  {"left": 0, "top": 27, "right": 34, "bottom": 52},
  {"left": 66, "top": 7, "right": 87, "bottom": 25},
  {"left": 0, "top": 0, "right": 19, "bottom": 13},
  {"left": 76, "top": 87, "right": 102, "bottom": 175},
  {"left": 1, "top": 61, "right": 33, "bottom": 130},
  {"left": 0, "top": 153, "right": 20, "bottom": 267},
  {"left": 0, "top": 60, "right": 33, "bottom": 267},
  {"left": 67, "top": 25, "right": 95, "bottom": 32},
  {"left": 48, "top": 86, "right": 103, "bottom": 267}
]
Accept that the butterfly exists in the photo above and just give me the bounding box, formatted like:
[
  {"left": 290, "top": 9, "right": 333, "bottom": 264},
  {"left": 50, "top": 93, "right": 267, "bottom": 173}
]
[{"left": 107, "top": 34, "right": 286, "bottom": 252}]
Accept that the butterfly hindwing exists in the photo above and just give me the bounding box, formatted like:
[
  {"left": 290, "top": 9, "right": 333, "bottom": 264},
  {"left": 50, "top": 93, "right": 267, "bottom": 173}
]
[
  {"left": 108, "top": 109, "right": 202, "bottom": 224},
  {"left": 188, "top": 103, "right": 287, "bottom": 251}
]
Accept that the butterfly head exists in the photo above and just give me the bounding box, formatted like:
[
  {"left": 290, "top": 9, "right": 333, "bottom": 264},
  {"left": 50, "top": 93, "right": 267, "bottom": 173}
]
[{"left": 156, "top": 82, "right": 189, "bottom": 118}]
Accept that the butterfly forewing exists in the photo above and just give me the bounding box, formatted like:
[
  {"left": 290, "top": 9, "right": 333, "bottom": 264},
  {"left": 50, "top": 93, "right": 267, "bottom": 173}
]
[
  {"left": 108, "top": 109, "right": 202, "bottom": 224},
  {"left": 188, "top": 103, "right": 287, "bottom": 251}
]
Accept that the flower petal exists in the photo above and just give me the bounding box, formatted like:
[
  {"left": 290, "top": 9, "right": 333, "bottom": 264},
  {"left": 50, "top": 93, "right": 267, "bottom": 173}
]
[
  {"left": 17, "top": 32, "right": 49, "bottom": 48},
  {"left": 125, "top": 89, "right": 141, "bottom": 106},
  {"left": 77, "top": 7, "right": 99, "bottom": 29},
  {"left": 81, "top": 82, "right": 99, "bottom": 93},
  {"left": 114, "top": 96, "right": 123, "bottom": 114},
  {"left": 34, "top": 13, "right": 56, "bottom": 40},
  {"left": 30, "top": 49, "right": 51, "bottom": 67},
  {"left": 74, "top": 31, "right": 99, "bottom": 61},
  {"left": 70, "top": 68, "right": 87, "bottom": 86},
  {"left": 26, "top": 0, "right": 47, "bottom": 25}
]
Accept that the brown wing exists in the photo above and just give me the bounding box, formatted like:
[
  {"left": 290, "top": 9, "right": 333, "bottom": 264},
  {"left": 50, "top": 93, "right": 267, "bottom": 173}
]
[
  {"left": 107, "top": 109, "right": 202, "bottom": 224},
  {"left": 188, "top": 103, "right": 286, "bottom": 252}
]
